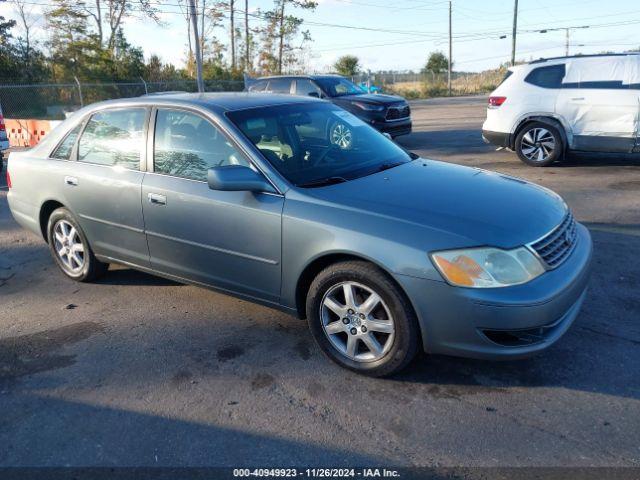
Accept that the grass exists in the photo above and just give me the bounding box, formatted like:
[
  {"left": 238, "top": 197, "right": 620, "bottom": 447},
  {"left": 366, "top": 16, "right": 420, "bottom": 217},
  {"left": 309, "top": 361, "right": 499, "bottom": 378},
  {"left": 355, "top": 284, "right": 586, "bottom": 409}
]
[{"left": 385, "top": 67, "right": 508, "bottom": 99}]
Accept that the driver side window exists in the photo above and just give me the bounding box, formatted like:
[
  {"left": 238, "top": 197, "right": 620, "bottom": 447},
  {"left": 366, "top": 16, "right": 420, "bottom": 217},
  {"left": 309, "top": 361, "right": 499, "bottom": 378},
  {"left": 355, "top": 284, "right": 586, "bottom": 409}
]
[{"left": 154, "top": 109, "right": 250, "bottom": 181}]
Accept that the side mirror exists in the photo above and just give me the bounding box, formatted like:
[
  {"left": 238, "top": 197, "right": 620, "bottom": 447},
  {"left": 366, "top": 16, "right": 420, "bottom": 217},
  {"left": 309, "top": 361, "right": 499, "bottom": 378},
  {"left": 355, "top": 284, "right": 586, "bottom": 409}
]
[
  {"left": 308, "top": 92, "right": 320, "bottom": 98},
  {"left": 207, "top": 165, "right": 276, "bottom": 193}
]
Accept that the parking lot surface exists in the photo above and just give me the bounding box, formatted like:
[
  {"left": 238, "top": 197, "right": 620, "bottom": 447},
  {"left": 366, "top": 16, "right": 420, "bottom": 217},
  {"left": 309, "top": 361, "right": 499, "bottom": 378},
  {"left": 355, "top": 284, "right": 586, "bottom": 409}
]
[{"left": 1, "top": 96, "right": 639, "bottom": 469}]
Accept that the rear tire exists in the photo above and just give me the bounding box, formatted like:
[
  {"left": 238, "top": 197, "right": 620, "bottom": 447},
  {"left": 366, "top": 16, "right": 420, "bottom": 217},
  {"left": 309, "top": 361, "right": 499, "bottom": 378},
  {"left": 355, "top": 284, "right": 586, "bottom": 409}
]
[
  {"left": 515, "top": 121, "right": 563, "bottom": 167},
  {"left": 47, "top": 207, "right": 108, "bottom": 282},
  {"left": 306, "top": 261, "right": 419, "bottom": 377}
]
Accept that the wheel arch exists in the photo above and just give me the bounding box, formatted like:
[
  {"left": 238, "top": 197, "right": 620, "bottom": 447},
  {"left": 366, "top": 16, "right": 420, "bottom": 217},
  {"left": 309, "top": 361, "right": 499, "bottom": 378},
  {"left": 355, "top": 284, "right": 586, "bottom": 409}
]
[
  {"left": 511, "top": 115, "right": 569, "bottom": 151},
  {"left": 293, "top": 251, "right": 416, "bottom": 322},
  {"left": 39, "top": 199, "right": 65, "bottom": 241}
]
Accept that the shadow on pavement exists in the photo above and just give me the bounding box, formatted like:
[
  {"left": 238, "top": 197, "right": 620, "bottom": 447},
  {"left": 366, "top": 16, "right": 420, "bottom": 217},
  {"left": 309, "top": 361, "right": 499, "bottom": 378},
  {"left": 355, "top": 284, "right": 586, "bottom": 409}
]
[{"left": 0, "top": 394, "right": 385, "bottom": 466}]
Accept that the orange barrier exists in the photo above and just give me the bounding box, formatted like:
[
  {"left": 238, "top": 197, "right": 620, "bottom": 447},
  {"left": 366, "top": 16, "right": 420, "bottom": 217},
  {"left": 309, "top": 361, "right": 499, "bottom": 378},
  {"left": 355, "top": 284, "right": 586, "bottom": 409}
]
[{"left": 5, "top": 119, "right": 61, "bottom": 147}]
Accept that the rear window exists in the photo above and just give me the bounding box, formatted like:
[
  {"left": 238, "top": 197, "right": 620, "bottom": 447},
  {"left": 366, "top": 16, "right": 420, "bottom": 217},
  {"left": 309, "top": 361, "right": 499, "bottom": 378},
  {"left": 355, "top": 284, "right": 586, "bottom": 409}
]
[
  {"left": 247, "top": 80, "right": 268, "bottom": 92},
  {"left": 525, "top": 64, "right": 566, "bottom": 89},
  {"left": 267, "top": 78, "right": 292, "bottom": 94}
]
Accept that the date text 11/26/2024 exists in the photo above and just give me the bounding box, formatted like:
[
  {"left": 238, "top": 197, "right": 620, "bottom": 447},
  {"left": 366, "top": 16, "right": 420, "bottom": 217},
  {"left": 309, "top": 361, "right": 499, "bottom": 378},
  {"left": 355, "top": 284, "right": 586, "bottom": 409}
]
[{"left": 233, "top": 468, "right": 401, "bottom": 478}]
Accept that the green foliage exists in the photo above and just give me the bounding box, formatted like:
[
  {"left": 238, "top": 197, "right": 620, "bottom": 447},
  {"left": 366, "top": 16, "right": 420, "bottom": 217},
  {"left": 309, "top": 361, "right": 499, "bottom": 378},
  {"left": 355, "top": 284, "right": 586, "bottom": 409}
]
[
  {"left": 0, "top": 0, "right": 319, "bottom": 94},
  {"left": 258, "top": 0, "right": 318, "bottom": 75},
  {"left": 423, "top": 51, "right": 449, "bottom": 75},
  {"left": 333, "top": 55, "right": 360, "bottom": 76}
]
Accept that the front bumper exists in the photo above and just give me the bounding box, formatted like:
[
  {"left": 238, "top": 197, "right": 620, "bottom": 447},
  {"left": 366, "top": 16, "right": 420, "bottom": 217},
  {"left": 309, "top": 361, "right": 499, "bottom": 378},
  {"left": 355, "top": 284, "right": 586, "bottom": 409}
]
[
  {"left": 372, "top": 118, "right": 412, "bottom": 137},
  {"left": 395, "top": 223, "right": 593, "bottom": 360}
]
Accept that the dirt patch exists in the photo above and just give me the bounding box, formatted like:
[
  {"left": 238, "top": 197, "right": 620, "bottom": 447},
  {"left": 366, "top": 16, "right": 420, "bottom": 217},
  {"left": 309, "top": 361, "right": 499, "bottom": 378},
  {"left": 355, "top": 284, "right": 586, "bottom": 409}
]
[
  {"left": 251, "top": 373, "right": 275, "bottom": 390},
  {"left": 0, "top": 321, "right": 104, "bottom": 388},
  {"left": 216, "top": 345, "right": 245, "bottom": 363}
]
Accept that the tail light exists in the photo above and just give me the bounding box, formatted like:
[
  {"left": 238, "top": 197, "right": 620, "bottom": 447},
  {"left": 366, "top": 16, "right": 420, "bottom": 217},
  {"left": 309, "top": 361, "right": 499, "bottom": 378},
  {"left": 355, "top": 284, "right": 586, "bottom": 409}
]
[
  {"left": 488, "top": 96, "right": 507, "bottom": 108},
  {"left": 0, "top": 115, "right": 5, "bottom": 132},
  {"left": 6, "top": 170, "right": 11, "bottom": 189}
]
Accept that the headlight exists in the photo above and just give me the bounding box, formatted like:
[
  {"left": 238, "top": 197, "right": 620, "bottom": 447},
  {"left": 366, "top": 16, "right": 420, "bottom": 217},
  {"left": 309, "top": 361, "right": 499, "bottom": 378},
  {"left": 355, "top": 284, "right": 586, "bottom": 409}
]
[
  {"left": 351, "top": 101, "right": 384, "bottom": 111},
  {"left": 430, "top": 247, "right": 545, "bottom": 288}
]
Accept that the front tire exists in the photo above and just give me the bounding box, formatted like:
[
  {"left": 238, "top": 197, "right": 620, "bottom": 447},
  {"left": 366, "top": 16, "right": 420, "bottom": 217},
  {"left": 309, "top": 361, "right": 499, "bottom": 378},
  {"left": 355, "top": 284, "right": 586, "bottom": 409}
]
[
  {"left": 515, "top": 122, "right": 563, "bottom": 167},
  {"left": 47, "top": 207, "right": 108, "bottom": 282},
  {"left": 306, "top": 261, "right": 419, "bottom": 377}
]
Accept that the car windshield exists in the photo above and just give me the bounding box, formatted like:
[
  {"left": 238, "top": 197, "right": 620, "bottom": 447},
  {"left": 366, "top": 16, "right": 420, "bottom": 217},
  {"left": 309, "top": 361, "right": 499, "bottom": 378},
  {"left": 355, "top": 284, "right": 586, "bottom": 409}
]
[
  {"left": 226, "top": 102, "right": 412, "bottom": 187},
  {"left": 314, "top": 77, "right": 365, "bottom": 97}
]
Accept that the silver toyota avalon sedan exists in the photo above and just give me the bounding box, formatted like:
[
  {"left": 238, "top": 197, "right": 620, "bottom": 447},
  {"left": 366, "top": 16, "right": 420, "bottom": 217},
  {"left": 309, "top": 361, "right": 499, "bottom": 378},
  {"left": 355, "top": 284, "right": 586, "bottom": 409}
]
[{"left": 6, "top": 93, "right": 592, "bottom": 376}]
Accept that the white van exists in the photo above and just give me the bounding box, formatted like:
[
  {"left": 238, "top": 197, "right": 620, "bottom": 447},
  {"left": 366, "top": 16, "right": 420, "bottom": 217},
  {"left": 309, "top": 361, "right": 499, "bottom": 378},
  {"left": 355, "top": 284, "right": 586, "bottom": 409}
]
[{"left": 482, "top": 53, "right": 640, "bottom": 166}]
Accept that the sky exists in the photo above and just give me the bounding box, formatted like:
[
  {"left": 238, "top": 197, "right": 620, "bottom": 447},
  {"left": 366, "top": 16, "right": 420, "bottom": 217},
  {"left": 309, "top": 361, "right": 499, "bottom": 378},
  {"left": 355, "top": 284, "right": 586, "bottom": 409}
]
[{"left": 1, "top": 0, "right": 639, "bottom": 73}]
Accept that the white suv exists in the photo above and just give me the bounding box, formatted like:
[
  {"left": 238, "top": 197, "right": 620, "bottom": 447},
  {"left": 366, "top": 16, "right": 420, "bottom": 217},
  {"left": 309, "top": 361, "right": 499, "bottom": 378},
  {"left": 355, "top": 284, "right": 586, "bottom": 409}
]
[{"left": 482, "top": 53, "right": 640, "bottom": 166}]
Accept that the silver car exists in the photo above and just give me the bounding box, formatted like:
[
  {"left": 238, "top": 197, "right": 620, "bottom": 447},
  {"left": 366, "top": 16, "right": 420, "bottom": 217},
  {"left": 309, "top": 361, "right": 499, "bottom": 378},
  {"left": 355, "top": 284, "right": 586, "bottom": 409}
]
[{"left": 7, "top": 93, "right": 592, "bottom": 376}]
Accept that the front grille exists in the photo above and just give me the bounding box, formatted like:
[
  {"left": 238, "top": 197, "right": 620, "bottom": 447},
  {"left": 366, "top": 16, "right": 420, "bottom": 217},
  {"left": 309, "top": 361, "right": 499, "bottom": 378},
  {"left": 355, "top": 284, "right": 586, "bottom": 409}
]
[
  {"left": 385, "top": 104, "right": 410, "bottom": 121},
  {"left": 530, "top": 212, "right": 578, "bottom": 269}
]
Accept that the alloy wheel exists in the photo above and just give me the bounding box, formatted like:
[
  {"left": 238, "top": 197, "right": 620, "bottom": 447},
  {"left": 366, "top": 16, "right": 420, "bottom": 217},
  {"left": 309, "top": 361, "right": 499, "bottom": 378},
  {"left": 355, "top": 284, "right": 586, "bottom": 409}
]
[
  {"left": 520, "top": 127, "right": 556, "bottom": 162},
  {"left": 53, "top": 219, "right": 85, "bottom": 273},
  {"left": 330, "top": 123, "right": 353, "bottom": 150},
  {"left": 320, "top": 281, "right": 395, "bottom": 362}
]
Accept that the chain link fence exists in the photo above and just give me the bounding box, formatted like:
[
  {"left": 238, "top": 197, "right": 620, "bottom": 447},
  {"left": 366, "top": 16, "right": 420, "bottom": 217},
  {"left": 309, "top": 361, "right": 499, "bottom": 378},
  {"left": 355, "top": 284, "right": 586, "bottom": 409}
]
[
  {"left": 351, "top": 70, "right": 506, "bottom": 99},
  {"left": 0, "top": 79, "right": 245, "bottom": 120}
]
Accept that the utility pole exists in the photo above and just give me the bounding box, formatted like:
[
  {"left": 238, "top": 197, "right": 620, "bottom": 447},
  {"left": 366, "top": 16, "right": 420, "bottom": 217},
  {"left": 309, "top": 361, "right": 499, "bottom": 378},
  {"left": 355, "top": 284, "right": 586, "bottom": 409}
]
[
  {"left": 511, "top": 0, "right": 518, "bottom": 66},
  {"left": 538, "top": 25, "right": 589, "bottom": 57},
  {"left": 278, "top": 0, "right": 286, "bottom": 74},
  {"left": 230, "top": 0, "right": 236, "bottom": 70},
  {"left": 448, "top": 0, "right": 452, "bottom": 96},
  {"left": 188, "top": 0, "right": 204, "bottom": 92},
  {"left": 245, "top": 0, "right": 250, "bottom": 71}
]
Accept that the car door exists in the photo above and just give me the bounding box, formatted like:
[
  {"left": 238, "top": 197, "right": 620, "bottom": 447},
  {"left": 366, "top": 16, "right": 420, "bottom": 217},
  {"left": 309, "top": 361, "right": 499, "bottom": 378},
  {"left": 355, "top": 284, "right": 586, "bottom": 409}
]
[
  {"left": 556, "top": 57, "right": 638, "bottom": 152},
  {"left": 62, "top": 107, "right": 150, "bottom": 267},
  {"left": 141, "top": 107, "right": 284, "bottom": 303}
]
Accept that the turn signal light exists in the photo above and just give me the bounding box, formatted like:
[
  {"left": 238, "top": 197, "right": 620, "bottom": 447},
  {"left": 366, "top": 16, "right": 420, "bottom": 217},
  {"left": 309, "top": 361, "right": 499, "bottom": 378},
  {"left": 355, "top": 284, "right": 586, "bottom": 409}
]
[
  {"left": 6, "top": 170, "right": 11, "bottom": 189},
  {"left": 488, "top": 96, "right": 507, "bottom": 107}
]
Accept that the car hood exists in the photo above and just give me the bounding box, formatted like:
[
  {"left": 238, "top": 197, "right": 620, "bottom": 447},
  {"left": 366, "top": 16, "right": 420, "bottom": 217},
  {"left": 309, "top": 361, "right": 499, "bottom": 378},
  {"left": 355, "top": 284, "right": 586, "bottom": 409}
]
[
  {"left": 305, "top": 160, "right": 568, "bottom": 249},
  {"left": 332, "top": 93, "right": 406, "bottom": 105}
]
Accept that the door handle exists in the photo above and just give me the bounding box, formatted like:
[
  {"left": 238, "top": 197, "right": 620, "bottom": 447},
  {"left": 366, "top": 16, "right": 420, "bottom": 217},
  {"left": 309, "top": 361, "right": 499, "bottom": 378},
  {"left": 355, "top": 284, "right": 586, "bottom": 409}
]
[
  {"left": 64, "top": 176, "right": 78, "bottom": 186},
  {"left": 571, "top": 97, "right": 585, "bottom": 101},
  {"left": 147, "top": 193, "right": 167, "bottom": 205}
]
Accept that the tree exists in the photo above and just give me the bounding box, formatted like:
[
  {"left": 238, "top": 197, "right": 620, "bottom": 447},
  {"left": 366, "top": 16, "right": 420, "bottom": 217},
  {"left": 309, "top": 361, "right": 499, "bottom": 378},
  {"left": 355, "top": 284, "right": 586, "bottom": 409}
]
[
  {"left": 10, "top": 1, "right": 38, "bottom": 70},
  {"left": 0, "top": 16, "right": 19, "bottom": 79},
  {"left": 423, "top": 51, "right": 449, "bottom": 75},
  {"left": 333, "top": 55, "right": 360, "bottom": 77},
  {"left": 47, "top": 0, "right": 98, "bottom": 80},
  {"left": 259, "top": 0, "right": 317, "bottom": 75},
  {"left": 79, "top": 0, "right": 160, "bottom": 52}
]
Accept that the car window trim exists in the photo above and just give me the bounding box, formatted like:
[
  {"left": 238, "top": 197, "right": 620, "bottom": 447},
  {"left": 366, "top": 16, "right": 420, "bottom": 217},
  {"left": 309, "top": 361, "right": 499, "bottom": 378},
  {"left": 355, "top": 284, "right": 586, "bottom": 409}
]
[
  {"left": 148, "top": 105, "right": 283, "bottom": 196},
  {"left": 75, "top": 106, "right": 150, "bottom": 172}
]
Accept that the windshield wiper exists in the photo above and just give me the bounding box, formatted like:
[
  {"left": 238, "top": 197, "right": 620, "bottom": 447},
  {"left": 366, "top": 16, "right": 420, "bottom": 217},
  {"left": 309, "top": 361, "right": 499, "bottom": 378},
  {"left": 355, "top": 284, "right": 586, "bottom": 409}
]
[
  {"left": 297, "top": 176, "right": 348, "bottom": 188},
  {"left": 376, "top": 161, "right": 405, "bottom": 172}
]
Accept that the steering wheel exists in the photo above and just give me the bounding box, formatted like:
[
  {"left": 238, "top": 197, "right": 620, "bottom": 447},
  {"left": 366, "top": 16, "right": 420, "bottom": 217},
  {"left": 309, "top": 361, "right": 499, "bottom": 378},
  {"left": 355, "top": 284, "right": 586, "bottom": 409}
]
[
  {"left": 310, "top": 143, "right": 342, "bottom": 167},
  {"left": 310, "top": 121, "right": 354, "bottom": 167}
]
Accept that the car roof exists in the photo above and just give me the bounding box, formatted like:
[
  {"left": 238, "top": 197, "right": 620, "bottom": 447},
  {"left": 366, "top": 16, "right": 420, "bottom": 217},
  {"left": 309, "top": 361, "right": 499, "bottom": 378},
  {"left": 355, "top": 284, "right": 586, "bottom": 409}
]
[
  {"left": 251, "top": 74, "right": 345, "bottom": 81},
  {"left": 528, "top": 52, "right": 640, "bottom": 65},
  {"left": 87, "top": 92, "right": 322, "bottom": 113}
]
